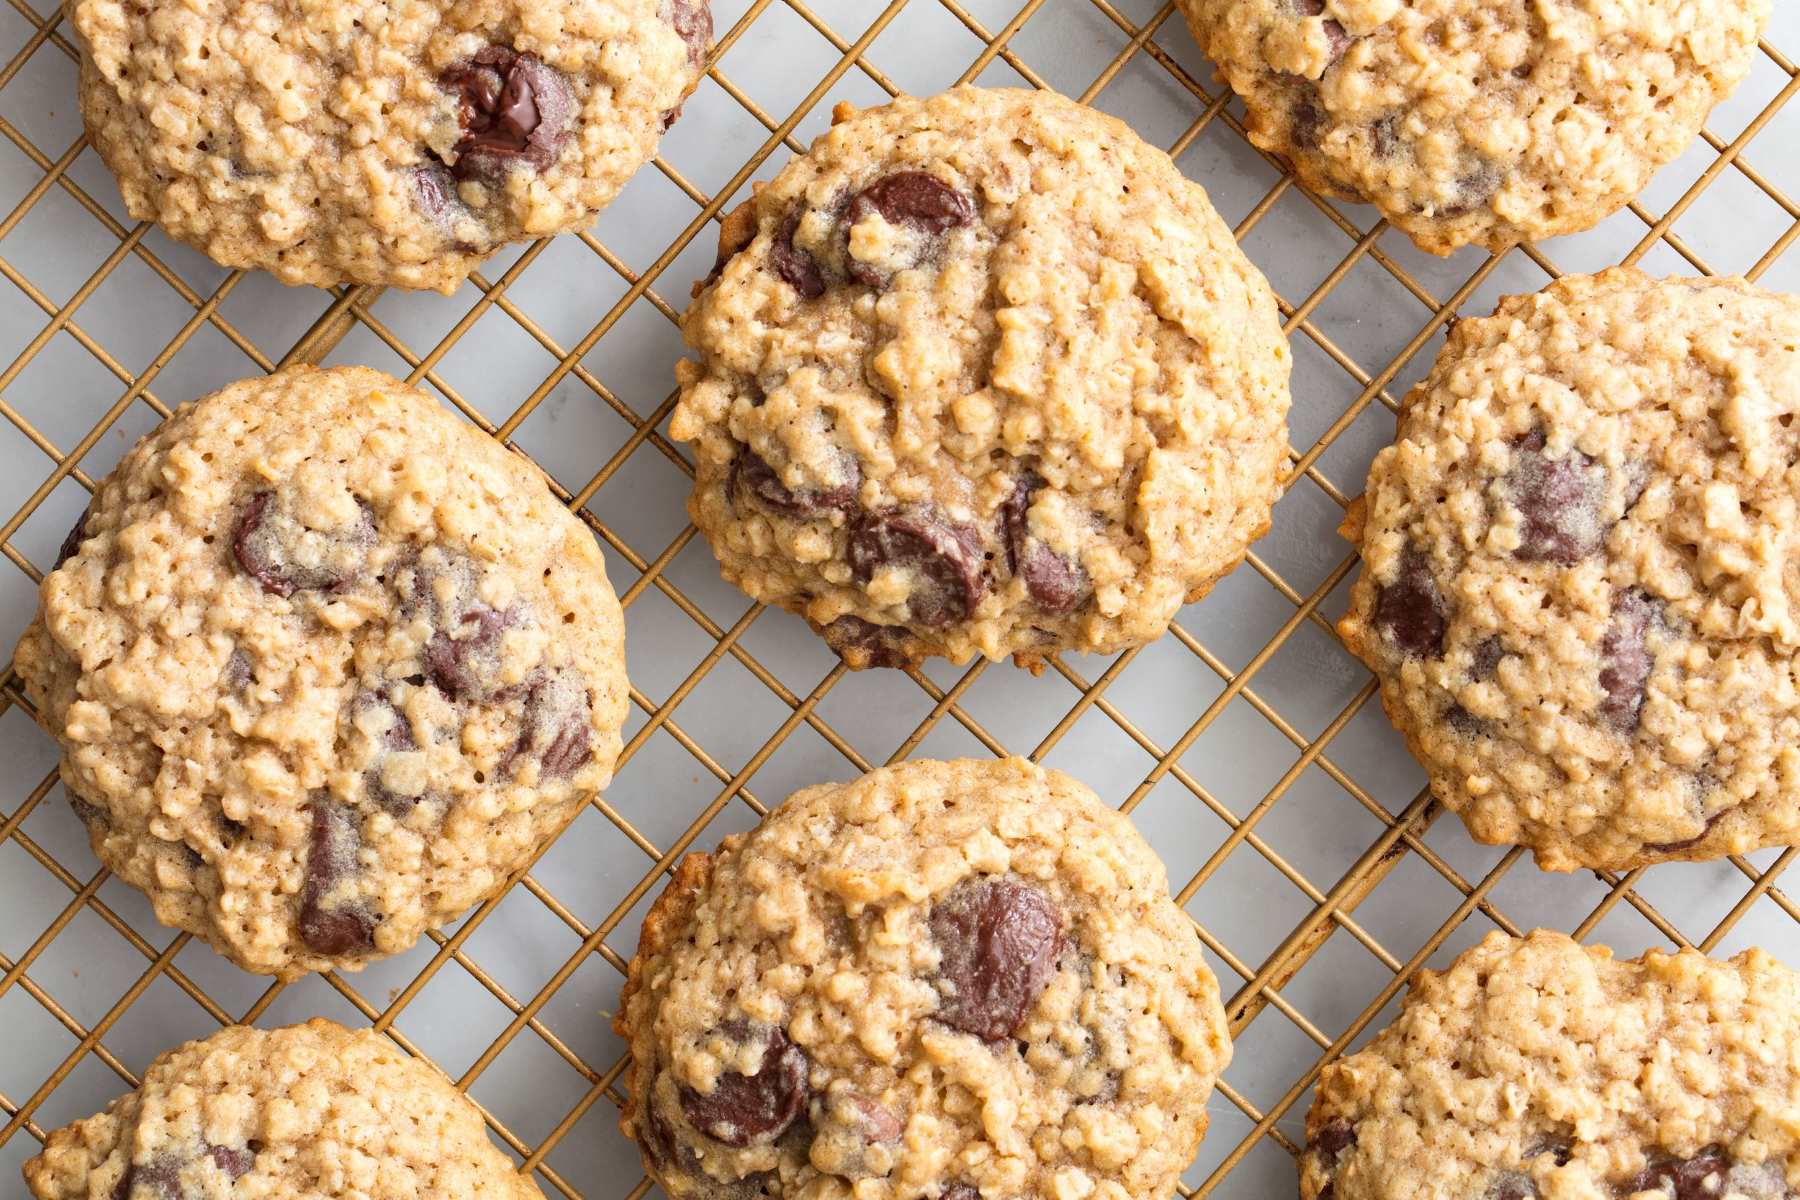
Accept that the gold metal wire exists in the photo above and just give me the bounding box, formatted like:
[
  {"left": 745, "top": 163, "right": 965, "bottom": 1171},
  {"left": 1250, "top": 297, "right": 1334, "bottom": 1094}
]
[{"left": 0, "top": 1, "right": 1795, "bottom": 1195}]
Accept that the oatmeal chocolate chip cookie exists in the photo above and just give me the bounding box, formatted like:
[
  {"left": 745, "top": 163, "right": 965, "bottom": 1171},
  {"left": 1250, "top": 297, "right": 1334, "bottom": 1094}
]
[
  {"left": 615, "top": 757, "right": 1232, "bottom": 1200},
  {"left": 670, "top": 87, "right": 1291, "bottom": 670},
  {"left": 1302, "top": 930, "right": 1800, "bottom": 1200},
  {"left": 23, "top": 1018, "right": 542, "bottom": 1198},
  {"left": 68, "top": 0, "right": 713, "bottom": 292},
  {"left": 1338, "top": 269, "right": 1800, "bottom": 872},
  {"left": 14, "top": 365, "right": 628, "bottom": 977},
  {"left": 1178, "top": 0, "right": 1768, "bottom": 254}
]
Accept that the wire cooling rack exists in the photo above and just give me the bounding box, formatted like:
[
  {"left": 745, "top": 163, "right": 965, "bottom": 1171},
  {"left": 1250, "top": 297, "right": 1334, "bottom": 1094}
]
[{"left": 0, "top": 1, "right": 1797, "bottom": 1195}]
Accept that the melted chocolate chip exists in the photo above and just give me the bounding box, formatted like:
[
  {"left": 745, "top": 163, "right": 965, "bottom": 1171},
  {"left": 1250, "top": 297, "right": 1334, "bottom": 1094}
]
[
  {"left": 414, "top": 163, "right": 461, "bottom": 221},
  {"left": 511, "top": 669, "right": 593, "bottom": 780},
  {"left": 1372, "top": 547, "right": 1445, "bottom": 658},
  {"left": 680, "top": 1021, "right": 809, "bottom": 1147},
  {"left": 1599, "top": 589, "right": 1657, "bottom": 736},
  {"left": 1506, "top": 432, "right": 1606, "bottom": 564},
  {"left": 1001, "top": 474, "right": 1090, "bottom": 615},
  {"left": 1647, "top": 812, "right": 1725, "bottom": 856},
  {"left": 665, "top": 0, "right": 713, "bottom": 69},
  {"left": 819, "top": 615, "right": 912, "bottom": 670},
  {"left": 354, "top": 692, "right": 432, "bottom": 817},
  {"left": 298, "top": 799, "right": 373, "bottom": 957},
  {"left": 1445, "top": 704, "right": 1489, "bottom": 739},
  {"left": 1526, "top": 1134, "right": 1574, "bottom": 1166},
  {"left": 848, "top": 508, "right": 986, "bottom": 628},
  {"left": 771, "top": 213, "right": 825, "bottom": 298},
  {"left": 53, "top": 505, "right": 91, "bottom": 571},
  {"left": 941, "top": 1186, "right": 979, "bottom": 1200},
  {"left": 1470, "top": 636, "right": 1505, "bottom": 681},
  {"left": 442, "top": 48, "right": 577, "bottom": 180},
  {"left": 233, "top": 492, "right": 376, "bottom": 598},
  {"left": 844, "top": 172, "right": 976, "bottom": 287},
  {"left": 424, "top": 605, "right": 517, "bottom": 701},
  {"left": 1490, "top": 1173, "right": 1536, "bottom": 1200},
  {"left": 736, "top": 451, "right": 861, "bottom": 517},
  {"left": 70, "top": 794, "right": 108, "bottom": 830},
  {"left": 1621, "top": 1147, "right": 1731, "bottom": 1200},
  {"left": 1311, "top": 1118, "right": 1357, "bottom": 1169},
  {"left": 1371, "top": 113, "right": 1400, "bottom": 158},
  {"left": 208, "top": 1143, "right": 257, "bottom": 1179},
  {"left": 928, "top": 877, "right": 1062, "bottom": 1040}
]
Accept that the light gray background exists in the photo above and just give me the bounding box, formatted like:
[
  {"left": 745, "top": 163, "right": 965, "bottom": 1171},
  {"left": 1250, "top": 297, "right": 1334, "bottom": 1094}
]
[{"left": 1, "top": 1, "right": 1797, "bottom": 1196}]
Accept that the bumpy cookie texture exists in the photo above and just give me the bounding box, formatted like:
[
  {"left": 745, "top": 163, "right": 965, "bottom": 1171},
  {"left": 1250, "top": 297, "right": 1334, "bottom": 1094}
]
[
  {"left": 14, "top": 366, "right": 628, "bottom": 977},
  {"left": 1179, "top": 0, "right": 1768, "bottom": 254},
  {"left": 1303, "top": 930, "right": 1800, "bottom": 1200},
  {"left": 1339, "top": 270, "right": 1800, "bottom": 871},
  {"left": 68, "top": 0, "right": 712, "bottom": 291},
  {"left": 22, "top": 1018, "right": 543, "bottom": 1198},
  {"left": 671, "top": 87, "right": 1291, "bottom": 669},
  {"left": 615, "top": 757, "right": 1232, "bottom": 1200}
]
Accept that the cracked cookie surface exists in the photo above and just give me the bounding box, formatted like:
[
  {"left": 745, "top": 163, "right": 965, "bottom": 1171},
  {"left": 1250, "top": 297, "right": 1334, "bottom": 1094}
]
[
  {"left": 1339, "top": 269, "right": 1800, "bottom": 871},
  {"left": 14, "top": 365, "right": 628, "bottom": 977},
  {"left": 670, "top": 86, "right": 1291, "bottom": 670},
  {"left": 24, "top": 1018, "right": 543, "bottom": 1198},
  {"left": 1303, "top": 930, "right": 1800, "bottom": 1200},
  {"left": 615, "top": 757, "right": 1232, "bottom": 1200},
  {"left": 1178, "top": 0, "right": 1767, "bottom": 254},
  {"left": 68, "top": 0, "right": 712, "bottom": 291}
]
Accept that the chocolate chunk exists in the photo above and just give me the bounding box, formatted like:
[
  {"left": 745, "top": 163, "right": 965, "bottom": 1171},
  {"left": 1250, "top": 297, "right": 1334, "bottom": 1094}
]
[
  {"left": 1599, "top": 589, "right": 1657, "bottom": 736},
  {"left": 1445, "top": 163, "right": 1503, "bottom": 214},
  {"left": 1001, "top": 474, "right": 1090, "bottom": 615},
  {"left": 511, "top": 669, "right": 593, "bottom": 780},
  {"left": 736, "top": 450, "right": 861, "bottom": 517},
  {"left": 442, "top": 48, "right": 578, "bottom": 180},
  {"left": 116, "top": 1158, "right": 181, "bottom": 1200},
  {"left": 1372, "top": 547, "right": 1446, "bottom": 658},
  {"left": 1622, "top": 1147, "right": 1732, "bottom": 1200},
  {"left": 1311, "top": 1118, "right": 1357, "bottom": 1169},
  {"left": 53, "top": 505, "right": 91, "bottom": 571},
  {"left": 414, "top": 163, "right": 461, "bottom": 220},
  {"left": 1291, "top": 95, "right": 1325, "bottom": 149},
  {"left": 222, "top": 649, "right": 252, "bottom": 691},
  {"left": 208, "top": 1143, "right": 257, "bottom": 1178},
  {"left": 848, "top": 508, "right": 986, "bottom": 627},
  {"left": 1506, "top": 432, "right": 1606, "bottom": 564},
  {"left": 928, "top": 877, "right": 1062, "bottom": 1040},
  {"left": 819, "top": 615, "right": 911, "bottom": 670},
  {"left": 844, "top": 172, "right": 976, "bottom": 287},
  {"left": 233, "top": 491, "right": 376, "bottom": 598},
  {"left": 298, "top": 799, "right": 373, "bottom": 957},
  {"left": 679, "top": 1021, "right": 809, "bottom": 1147},
  {"left": 1445, "top": 704, "right": 1489, "bottom": 739},
  {"left": 941, "top": 1186, "right": 979, "bottom": 1200},
  {"left": 1288, "top": 0, "right": 1350, "bottom": 61},
  {"left": 664, "top": 0, "right": 713, "bottom": 69},
  {"left": 771, "top": 213, "right": 825, "bottom": 299}
]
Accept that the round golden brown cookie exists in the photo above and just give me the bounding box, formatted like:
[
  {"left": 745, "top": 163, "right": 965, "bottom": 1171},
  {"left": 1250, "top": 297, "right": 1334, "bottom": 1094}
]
[
  {"left": 670, "top": 86, "right": 1291, "bottom": 670},
  {"left": 23, "top": 1018, "right": 543, "bottom": 1198},
  {"left": 1302, "top": 930, "right": 1800, "bottom": 1200},
  {"left": 14, "top": 365, "right": 629, "bottom": 977},
  {"left": 69, "top": 0, "right": 712, "bottom": 291},
  {"left": 1339, "top": 269, "right": 1800, "bottom": 871},
  {"left": 1177, "top": 0, "right": 1768, "bottom": 254},
  {"left": 614, "top": 757, "right": 1233, "bottom": 1200}
]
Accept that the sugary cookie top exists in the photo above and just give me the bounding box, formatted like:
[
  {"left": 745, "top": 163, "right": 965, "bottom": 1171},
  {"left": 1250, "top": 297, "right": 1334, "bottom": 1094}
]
[
  {"left": 615, "top": 757, "right": 1232, "bottom": 1200},
  {"left": 1339, "top": 269, "right": 1800, "bottom": 871},
  {"left": 13, "top": 365, "right": 628, "bottom": 977},
  {"left": 1303, "top": 930, "right": 1800, "bottom": 1200},
  {"left": 670, "top": 86, "right": 1291, "bottom": 669},
  {"left": 70, "top": 0, "right": 711, "bottom": 291},
  {"left": 24, "top": 1019, "right": 543, "bottom": 1199},
  {"left": 1179, "top": 0, "right": 1768, "bottom": 253}
]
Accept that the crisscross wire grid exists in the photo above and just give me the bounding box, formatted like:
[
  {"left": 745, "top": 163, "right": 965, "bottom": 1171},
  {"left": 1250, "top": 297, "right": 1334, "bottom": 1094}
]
[{"left": 0, "top": 0, "right": 1797, "bottom": 1195}]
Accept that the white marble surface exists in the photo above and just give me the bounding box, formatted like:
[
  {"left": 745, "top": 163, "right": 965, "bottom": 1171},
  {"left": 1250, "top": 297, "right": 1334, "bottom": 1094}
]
[{"left": 0, "top": 1, "right": 1796, "bottom": 1195}]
